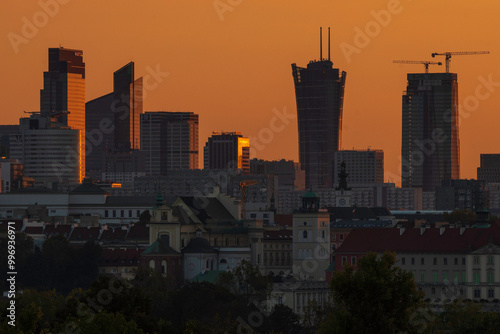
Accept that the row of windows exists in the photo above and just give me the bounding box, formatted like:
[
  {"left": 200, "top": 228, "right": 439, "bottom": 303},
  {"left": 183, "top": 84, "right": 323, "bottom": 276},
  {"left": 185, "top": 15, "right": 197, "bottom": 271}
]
[
  {"left": 402, "top": 257, "right": 466, "bottom": 266},
  {"left": 104, "top": 209, "right": 141, "bottom": 218}
]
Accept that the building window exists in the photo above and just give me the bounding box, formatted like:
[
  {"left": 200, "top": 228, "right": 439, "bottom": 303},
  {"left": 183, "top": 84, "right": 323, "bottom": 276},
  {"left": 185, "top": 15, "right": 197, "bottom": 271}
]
[
  {"left": 433, "top": 272, "right": 438, "bottom": 283},
  {"left": 443, "top": 258, "right": 448, "bottom": 265},
  {"left": 161, "top": 260, "right": 167, "bottom": 276},
  {"left": 431, "top": 287, "right": 436, "bottom": 295},
  {"left": 340, "top": 234, "right": 344, "bottom": 240},
  {"left": 462, "top": 257, "right": 466, "bottom": 265},
  {"left": 488, "top": 271, "right": 494, "bottom": 284},
  {"left": 149, "top": 259, "right": 155, "bottom": 270},
  {"left": 250, "top": 214, "right": 256, "bottom": 218},
  {"left": 137, "top": 210, "right": 140, "bottom": 217},
  {"left": 322, "top": 230, "right": 325, "bottom": 239},
  {"left": 454, "top": 258, "right": 458, "bottom": 265},
  {"left": 113, "top": 210, "right": 116, "bottom": 217},
  {"left": 443, "top": 272, "right": 448, "bottom": 283},
  {"left": 105, "top": 210, "right": 108, "bottom": 218},
  {"left": 351, "top": 257, "right": 356, "bottom": 266},
  {"left": 489, "top": 289, "right": 495, "bottom": 298},
  {"left": 402, "top": 257, "right": 406, "bottom": 265},
  {"left": 421, "top": 272, "right": 425, "bottom": 283},
  {"left": 433, "top": 258, "right": 437, "bottom": 265},
  {"left": 488, "top": 256, "right": 494, "bottom": 265},
  {"left": 342, "top": 257, "right": 347, "bottom": 266},
  {"left": 473, "top": 256, "right": 480, "bottom": 265},
  {"left": 129, "top": 210, "right": 132, "bottom": 217},
  {"left": 474, "top": 272, "right": 480, "bottom": 285},
  {"left": 454, "top": 272, "right": 459, "bottom": 284},
  {"left": 303, "top": 231, "right": 308, "bottom": 239},
  {"left": 421, "top": 258, "right": 425, "bottom": 265},
  {"left": 474, "top": 289, "right": 481, "bottom": 298},
  {"left": 411, "top": 258, "right": 415, "bottom": 265}
]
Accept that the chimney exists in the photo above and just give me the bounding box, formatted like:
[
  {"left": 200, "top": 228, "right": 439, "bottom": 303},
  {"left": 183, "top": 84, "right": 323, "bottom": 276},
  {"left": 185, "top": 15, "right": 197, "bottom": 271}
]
[
  {"left": 460, "top": 226, "right": 466, "bottom": 235},
  {"left": 399, "top": 227, "right": 405, "bottom": 235},
  {"left": 440, "top": 226, "right": 446, "bottom": 235},
  {"left": 420, "top": 226, "right": 426, "bottom": 235}
]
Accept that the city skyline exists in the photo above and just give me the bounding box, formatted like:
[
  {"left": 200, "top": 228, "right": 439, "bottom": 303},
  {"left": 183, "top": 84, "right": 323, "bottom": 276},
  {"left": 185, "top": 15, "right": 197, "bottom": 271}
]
[{"left": 2, "top": 1, "right": 500, "bottom": 186}]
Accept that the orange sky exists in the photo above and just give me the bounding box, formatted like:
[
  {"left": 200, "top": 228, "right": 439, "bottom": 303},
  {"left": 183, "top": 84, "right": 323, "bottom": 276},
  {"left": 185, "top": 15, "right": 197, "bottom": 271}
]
[{"left": 1, "top": 0, "right": 500, "bottom": 186}]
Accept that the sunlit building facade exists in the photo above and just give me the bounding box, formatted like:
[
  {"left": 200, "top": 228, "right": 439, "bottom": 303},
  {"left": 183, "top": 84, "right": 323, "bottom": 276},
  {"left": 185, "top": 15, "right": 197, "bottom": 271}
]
[
  {"left": 40, "top": 47, "right": 85, "bottom": 182},
  {"left": 401, "top": 73, "right": 460, "bottom": 191},
  {"left": 204, "top": 132, "right": 250, "bottom": 174}
]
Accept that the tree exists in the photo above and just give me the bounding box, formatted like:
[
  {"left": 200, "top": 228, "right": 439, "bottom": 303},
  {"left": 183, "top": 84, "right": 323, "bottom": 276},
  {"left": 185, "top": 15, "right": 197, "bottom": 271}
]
[
  {"left": 262, "top": 304, "right": 302, "bottom": 334},
  {"left": 138, "top": 210, "right": 151, "bottom": 225},
  {"left": 318, "top": 252, "right": 430, "bottom": 334},
  {"left": 442, "top": 210, "right": 476, "bottom": 224},
  {"left": 217, "top": 259, "right": 271, "bottom": 305}
]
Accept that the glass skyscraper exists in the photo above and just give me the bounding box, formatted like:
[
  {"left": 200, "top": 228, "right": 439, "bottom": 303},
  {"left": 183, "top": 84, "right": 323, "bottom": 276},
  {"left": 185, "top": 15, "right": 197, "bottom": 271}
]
[
  {"left": 40, "top": 47, "right": 85, "bottom": 182},
  {"left": 291, "top": 57, "right": 346, "bottom": 189},
  {"left": 401, "top": 72, "right": 460, "bottom": 191}
]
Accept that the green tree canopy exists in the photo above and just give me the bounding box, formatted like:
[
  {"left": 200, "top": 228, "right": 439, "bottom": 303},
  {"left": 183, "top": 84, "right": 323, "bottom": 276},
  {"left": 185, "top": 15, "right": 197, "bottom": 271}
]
[{"left": 319, "top": 251, "right": 430, "bottom": 334}]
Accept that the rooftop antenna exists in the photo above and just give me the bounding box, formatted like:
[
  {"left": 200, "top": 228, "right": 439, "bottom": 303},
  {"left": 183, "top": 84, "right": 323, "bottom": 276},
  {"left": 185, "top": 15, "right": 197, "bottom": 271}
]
[
  {"left": 328, "top": 27, "right": 331, "bottom": 61},
  {"left": 320, "top": 27, "right": 323, "bottom": 60}
]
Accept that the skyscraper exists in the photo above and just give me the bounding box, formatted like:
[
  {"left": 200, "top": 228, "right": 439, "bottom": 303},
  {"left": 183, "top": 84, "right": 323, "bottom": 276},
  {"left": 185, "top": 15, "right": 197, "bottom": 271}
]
[
  {"left": 291, "top": 28, "right": 346, "bottom": 189},
  {"left": 140, "top": 112, "right": 199, "bottom": 175},
  {"left": 40, "top": 47, "right": 85, "bottom": 182},
  {"left": 204, "top": 132, "right": 250, "bottom": 174},
  {"left": 85, "top": 62, "right": 143, "bottom": 171},
  {"left": 401, "top": 73, "right": 460, "bottom": 191}
]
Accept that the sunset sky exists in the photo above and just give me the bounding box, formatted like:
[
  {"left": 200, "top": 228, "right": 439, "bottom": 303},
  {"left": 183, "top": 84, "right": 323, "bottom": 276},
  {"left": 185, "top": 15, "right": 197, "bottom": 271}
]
[{"left": 1, "top": 0, "right": 500, "bottom": 185}]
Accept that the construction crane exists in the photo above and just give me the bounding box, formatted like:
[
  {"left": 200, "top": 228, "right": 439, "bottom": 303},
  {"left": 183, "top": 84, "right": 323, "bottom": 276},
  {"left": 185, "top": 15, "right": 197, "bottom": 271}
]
[
  {"left": 393, "top": 60, "right": 442, "bottom": 73},
  {"left": 239, "top": 180, "right": 258, "bottom": 220},
  {"left": 431, "top": 51, "right": 490, "bottom": 73}
]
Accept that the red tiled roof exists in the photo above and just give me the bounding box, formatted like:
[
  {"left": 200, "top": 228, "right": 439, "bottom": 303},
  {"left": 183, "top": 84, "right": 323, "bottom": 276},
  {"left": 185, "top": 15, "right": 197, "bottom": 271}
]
[
  {"left": 275, "top": 214, "right": 292, "bottom": 227},
  {"left": 126, "top": 225, "right": 149, "bottom": 241},
  {"left": 100, "top": 228, "right": 127, "bottom": 242},
  {"left": 24, "top": 226, "right": 43, "bottom": 234},
  {"left": 264, "top": 229, "right": 293, "bottom": 240},
  {"left": 69, "top": 226, "right": 101, "bottom": 241},
  {"left": 44, "top": 224, "right": 72, "bottom": 237},
  {"left": 98, "top": 248, "right": 143, "bottom": 267},
  {"left": 336, "top": 224, "right": 500, "bottom": 254}
]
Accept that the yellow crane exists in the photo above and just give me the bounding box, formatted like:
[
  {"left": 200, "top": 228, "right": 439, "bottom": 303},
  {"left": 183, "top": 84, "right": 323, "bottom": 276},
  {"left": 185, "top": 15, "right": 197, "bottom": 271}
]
[
  {"left": 431, "top": 51, "right": 490, "bottom": 73},
  {"left": 393, "top": 60, "right": 442, "bottom": 73},
  {"left": 239, "top": 180, "right": 258, "bottom": 220}
]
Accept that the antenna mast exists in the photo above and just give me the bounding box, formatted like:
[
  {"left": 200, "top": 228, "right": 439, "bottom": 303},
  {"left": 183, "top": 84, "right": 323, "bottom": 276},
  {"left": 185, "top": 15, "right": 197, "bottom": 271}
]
[
  {"left": 320, "top": 27, "right": 323, "bottom": 60},
  {"left": 328, "top": 27, "right": 331, "bottom": 61}
]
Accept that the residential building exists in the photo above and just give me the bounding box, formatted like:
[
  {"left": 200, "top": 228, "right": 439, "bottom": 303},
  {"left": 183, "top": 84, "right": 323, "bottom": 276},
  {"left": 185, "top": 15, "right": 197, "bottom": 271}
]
[
  {"left": 10, "top": 114, "right": 81, "bottom": 186},
  {"left": 291, "top": 28, "right": 346, "bottom": 188},
  {"left": 401, "top": 73, "right": 460, "bottom": 191},
  {"left": 250, "top": 158, "right": 305, "bottom": 191},
  {"left": 477, "top": 154, "right": 500, "bottom": 184},
  {"left": 0, "top": 158, "right": 33, "bottom": 193},
  {"left": 436, "top": 179, "right": 485, "bottom": 211},
  {"left": 334, "top": 225, "right": 500, "bottom": 302},
  {"left": 204, "top": 132, "right": 250, "bottom": 174},
  {"left": 140, "top": 112, "right": 199, "bottom": 175},
  {"left": 333, "top": 150, "right": 384, "bottom": 186},
  {"left": 0, "top": 125, "right": 19, "bottom": 158}
]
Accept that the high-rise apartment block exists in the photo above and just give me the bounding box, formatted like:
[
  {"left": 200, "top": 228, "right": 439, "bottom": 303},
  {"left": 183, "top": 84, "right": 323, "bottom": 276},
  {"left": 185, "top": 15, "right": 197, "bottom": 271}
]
[
  {"left": 204, "top": 132, "right": 250, "bottom": 174},
  {"left": 291, "top": 28, "right": 346, "bottom": 189},
  {"left": 140, "top": 112, "right": 199, "bottom": 175},
  {"left": 10, "top": 114, "right": 81, "bottom": 186},
  {"left": 477, "top": 154, "right": 500, "bottom": 184},
  {"left": 333, "top": 150, "right": 384, "bottom": 186},
  {"left": 40, "top": 47, "right": 86, "bottom": 182},
  {"left": 401, "top": 73, "right": 460, "bottom": 191}
]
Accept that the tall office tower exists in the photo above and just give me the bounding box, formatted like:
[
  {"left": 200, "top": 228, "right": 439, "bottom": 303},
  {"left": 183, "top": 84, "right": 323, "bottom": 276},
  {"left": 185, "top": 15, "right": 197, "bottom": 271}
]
[
  {"left": 477, "top": 154, "right": 500, "bottom": 184},
  {"left": 333, "top": 150, "right": 384, "bottom": 186},
  {"left": 401, "top": 73, "right": 460, "bottom": 191},
  {"left": 40, "top": 47, "right": 85, "bottom": 182},
  {"left": 140, "top": 112, "right": 199, "bottom": 175},
  {"left": 291, "top": 28, "right": 347, "bottom": 189},
  {"left": 86, "top": 62, "right": 143, "bottom": 171},
  {"left": 10, "top": 114, "right": 80, "bottom": 186},
  {"left": 204, "top": 132, "right": 250, "bottom": 174}
]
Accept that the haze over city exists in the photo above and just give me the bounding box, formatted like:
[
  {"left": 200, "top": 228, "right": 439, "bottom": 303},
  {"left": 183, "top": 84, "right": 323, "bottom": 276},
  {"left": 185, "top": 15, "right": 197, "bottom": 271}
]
[{"left": 2, "top": 0, "right": 500, "bottom": 185}]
